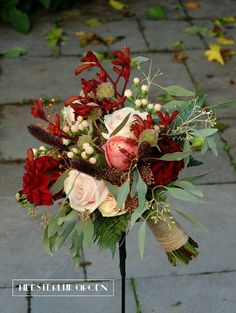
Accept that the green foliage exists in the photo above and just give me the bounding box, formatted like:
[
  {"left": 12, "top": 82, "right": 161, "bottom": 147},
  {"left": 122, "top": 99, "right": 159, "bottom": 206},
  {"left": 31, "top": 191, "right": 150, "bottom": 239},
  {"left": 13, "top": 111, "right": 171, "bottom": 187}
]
[
  {"left": 50, "top": 171, "right": 68, "bottom": 196},
  {"left": 187, "top": 156, "right": 204, "bottom": 167},
  {"left": 94, "top": 212, "right": 130, "bottom": 254},
  {"left": 0, "top": 47, "right": 28, "bottom": 58},
  {"left": 0, "top": 0, "right": 82, "bottom": 33},
  {"left": 174, "top": 209, "right": 208, "bottom": 232},
  {"left": 164, "top": 85, "right": 194, "bottom": 97},
  {"left": 148, "top": 6, "right": 166, "bottom": 20}
]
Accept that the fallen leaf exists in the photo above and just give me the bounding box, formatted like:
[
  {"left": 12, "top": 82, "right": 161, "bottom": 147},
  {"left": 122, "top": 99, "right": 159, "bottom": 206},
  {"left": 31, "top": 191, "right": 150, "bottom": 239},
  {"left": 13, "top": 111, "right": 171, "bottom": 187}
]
[
  {"left": 172, "top": 51, "right": 188, "bottom": 63},
  {"left": 109, "top": 0, "right": 128, "bottom": 10},
  {"left": 229, "top": 79, "right": 235, "bottom": 85},
  {"left": 148, "top": 6, "right": 166, "bottom": 20},
  {"left": 1, "top": 47, "right": 27, "bottom": 58},
  {"left": 217, "top": 35, "right": 234, "bottom": 45},
  {"left": 185, "top": 1, "right": 201, "bottom": 9},
  {"left": 204, "top": 44, "right": 224, "bottom": 65},
  {"left": 85, "top": 18, "right": 103, "bottom": 27},
  {"left": 172, "top": 39, "right": 184, "bottom": 51},
  {"left": 221, "top": 48, "right": 236, "bottom": 62},
  {"left": 46, "top": 27, "right": 65, "bottom": 47},
  {"left": 213, "top": 16, "right": 236, "bottom": 27},
  {"left": 75, "top": 31, "right": 123, "bottom": 47},
  {"left": 185, "top": 26, "right": 210, "bottom": 36}
]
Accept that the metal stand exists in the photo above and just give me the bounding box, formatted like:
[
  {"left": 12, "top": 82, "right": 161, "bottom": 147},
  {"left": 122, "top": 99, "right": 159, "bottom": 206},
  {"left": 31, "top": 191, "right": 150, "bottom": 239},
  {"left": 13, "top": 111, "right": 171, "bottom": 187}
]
[{"left": 119, "top": 232, "right": 126, "bottom": 313}]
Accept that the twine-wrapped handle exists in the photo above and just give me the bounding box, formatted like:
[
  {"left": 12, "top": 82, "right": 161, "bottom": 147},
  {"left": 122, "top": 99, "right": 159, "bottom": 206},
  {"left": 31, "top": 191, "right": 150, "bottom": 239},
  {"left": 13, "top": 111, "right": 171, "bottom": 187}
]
[{"left": 147, "top": 213, "right": 188, "bottom": 252}]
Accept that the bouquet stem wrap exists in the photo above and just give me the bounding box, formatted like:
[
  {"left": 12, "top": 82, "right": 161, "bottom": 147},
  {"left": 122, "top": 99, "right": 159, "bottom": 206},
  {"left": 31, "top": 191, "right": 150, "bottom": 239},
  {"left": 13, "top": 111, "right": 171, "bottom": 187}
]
[
  {"left": 147, "top": 213, "right": 198, "bottom": 266},
  {"left": 147, "top": 214, "right": 188, "bottom": 252}
]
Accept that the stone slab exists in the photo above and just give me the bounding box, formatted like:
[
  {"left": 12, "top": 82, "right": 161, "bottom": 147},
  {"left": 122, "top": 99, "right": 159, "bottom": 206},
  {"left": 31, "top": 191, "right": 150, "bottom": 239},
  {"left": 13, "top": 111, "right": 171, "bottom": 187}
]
[
  {"left": 0, "top": 56, "right": 82, "bottom": 104},
  {"left": 220, "top": 119, "right": 236, "bottom": 163},
  {"left": 183, "top": 0, "right": 236, "bottom": 20},
  {"left": 185, "top": 50, "right": 236, "bottom": 118},
  {"left": 0, "top": 21, "right": 55, "bottom": 57},
  {"left": 0, "top": 288, "right": 27, "bottom": 313},
  {"left": 0, "top": 197, "right": 84, "bottom": 287},
  {"left": 84, "top": 184, "right": 236, "bottom": 279},
  {"left": 0, "top": 105, "right": 41, "bottom": 160},
  {"left": 142, "top": 20, "right": 204, "bottom": 51},
  {"left": 135, "top": 272, "right": 236, "bottom": 313},
  {"left": 180, "top": 135, "right": 236, "bottom": 184},
  {"left": 0, "top": 165, "right": 24, "bottom": 197},
  {"left": 60, "top": 19, "right": 148, "bottom": 56},
  {"left": 31, "top": 279, "right": 136, "bottom": 313}
]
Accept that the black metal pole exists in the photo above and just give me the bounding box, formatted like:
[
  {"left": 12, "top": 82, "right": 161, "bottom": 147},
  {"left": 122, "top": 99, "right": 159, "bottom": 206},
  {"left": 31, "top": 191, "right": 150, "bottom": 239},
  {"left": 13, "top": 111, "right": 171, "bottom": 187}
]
[{"left": 119, "top": 232, "right": 126, "bottom": 313}]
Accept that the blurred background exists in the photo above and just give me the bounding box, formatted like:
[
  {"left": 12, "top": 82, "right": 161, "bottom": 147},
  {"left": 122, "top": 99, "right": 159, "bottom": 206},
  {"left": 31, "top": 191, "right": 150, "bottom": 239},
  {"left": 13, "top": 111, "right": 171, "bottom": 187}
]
[{"left": 0, "top": 0, "right": 236, "bottom": 312}]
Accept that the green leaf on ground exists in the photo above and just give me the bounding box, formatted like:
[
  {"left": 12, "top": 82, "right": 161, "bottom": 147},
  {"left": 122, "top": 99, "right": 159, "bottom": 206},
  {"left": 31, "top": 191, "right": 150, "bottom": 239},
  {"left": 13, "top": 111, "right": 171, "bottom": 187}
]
[
  {"left": 185, "top": 26, "right": 210, "bottom": 36},
  {"left": 148, "top": 6, "right": 166, "bottom": 20},
  {"left": 109, "top": 0, "right": 128, "bottom": 10},
  {"left": 1, "top": 47, "right": 28, "bottom": 58},
  {"left": 46, "top": 27, "right": 64, "bottom": 47}
]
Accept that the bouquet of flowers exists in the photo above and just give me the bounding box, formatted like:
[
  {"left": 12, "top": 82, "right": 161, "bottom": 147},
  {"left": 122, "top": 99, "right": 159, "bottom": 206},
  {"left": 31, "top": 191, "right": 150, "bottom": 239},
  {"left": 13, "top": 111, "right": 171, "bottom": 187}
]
[{"left": 16, "top": 47, "right": 220, "bottom": 267}]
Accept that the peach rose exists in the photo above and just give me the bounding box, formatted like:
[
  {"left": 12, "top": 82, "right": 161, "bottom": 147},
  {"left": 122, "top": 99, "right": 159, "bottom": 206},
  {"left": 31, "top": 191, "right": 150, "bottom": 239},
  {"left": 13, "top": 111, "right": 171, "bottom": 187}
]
[
  {"left": 103, "top": 107, "right": 147, "bottom": 139},
  {"left": 99, "top": 194, "right": 127, "bottom": 217},
  {"left": 64, "top": 170, "right": 108, "bottom": 213},
  {"left": 103, "top": 136, "right": 138, "bottom": 170}
]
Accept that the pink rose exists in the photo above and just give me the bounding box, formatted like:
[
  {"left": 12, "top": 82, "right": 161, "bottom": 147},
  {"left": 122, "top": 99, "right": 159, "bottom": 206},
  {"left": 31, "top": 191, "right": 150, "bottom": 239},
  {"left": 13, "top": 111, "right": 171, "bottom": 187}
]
[
  {"left": 64, "top": 170, "right": 108, "bottom": 213},
  {"left": 103, "top": 136, "right": 138, "bottom": 170},
  {"left": 103, "top": 107, "right": 148, "bottom": 139}
]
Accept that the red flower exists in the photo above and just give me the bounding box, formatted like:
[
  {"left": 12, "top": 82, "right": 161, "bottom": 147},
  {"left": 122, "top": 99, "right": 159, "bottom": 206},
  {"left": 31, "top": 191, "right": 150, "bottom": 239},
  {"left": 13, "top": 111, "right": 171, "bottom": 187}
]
[
  {"left": 31, "top": 98, "right": 48, "bottom": 121},
  {"left": 81, "top": 51, "right": 99, "bottom": 64},
  {"left": 47, "top": 113, "right": 62, "bottom": 136},
  {"left": 23, "top": 156, "right": 60, "bottom": 206},
  {"left": 150, "top": 137, "right": 184, "bottom": 186},
  {"left": 74, "top": 63, "right": 96, "bottom": 75},
  {"left": 112, "top": 46, "right": 131, "bottom": 80},
  {"left": 74, "top": 51, "right": 99, "bottom": 75},
  {"left": 131, "top": 114, "right": 154, "bottom": 139},
  {"left": 157, "top": 110, "right": 179, "bottom": 131}
]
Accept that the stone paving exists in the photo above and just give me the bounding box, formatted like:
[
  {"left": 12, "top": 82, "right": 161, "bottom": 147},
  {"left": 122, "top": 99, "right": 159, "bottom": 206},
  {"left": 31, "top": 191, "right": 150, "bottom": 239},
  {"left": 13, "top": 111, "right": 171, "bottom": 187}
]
[{"left": 0, "top": 0, "right": 236, "bottom": 312}]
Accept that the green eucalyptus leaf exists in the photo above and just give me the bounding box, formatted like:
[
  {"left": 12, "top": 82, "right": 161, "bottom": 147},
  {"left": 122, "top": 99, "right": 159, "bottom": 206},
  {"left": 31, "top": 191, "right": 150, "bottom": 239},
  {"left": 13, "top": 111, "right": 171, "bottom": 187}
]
[
  {"left": 174, "top": 209, "right": 208, "bottom": 232},
  {"left": 157, "top": 151, "right": 191, "bottom": 161},
  {"left": 164, "top": 100, "right": 185, "bottom": 108},
  {"left": 207, "top": 136, "right": 218, "bottom": 156},
  {"left": 166, "top": 187, "right": 204, "bottom": 203},
  {"left": 173, "top": 180, "right": 203, "bottom": 198},
  {"left": 55, "top": 221, "right": 76, "bottom": 251},
  {"left": 212, "top": 100, "right": 236, "bottom": 109},
  {"left": 136, "top": 173, "right": 147, "bottom": 210},
  {"left": 58, "top": 210, "right": 77, "bottom": 226},
  {"left": 83, "top": 219, "right": 94, "bottom": 248},
  {"left": 110, "top": 113, "right": 131, "bottom": 137},
  {"left": 179, "top": 171, "right": 211, "bottom": 182},
  {"left": 132, "top": 56, "right": 150, "bottom": 63},
  {"left": 164, "top": 85, "right": 194, "bottom": 97},
  {"left": 192, "top": 128, "right": 218, "bottom": 137},
  {"left": 48, "top": 209, "right": 66, "bottom": 237},
  {"left": 130, "top": 205, "right": 148, "bottom": 230},
  {"left": 50, "top": 171, "right": 68, "bottom": 196},
  {"left": 138, "top": 221, "right": 146, "bottom": 260},
  {"left": 106, "top": 182, "right": 119, "bottom": 199},
  {"left": 117, "top": 180, "right": 130, "bottom": 208},
  {"left": 43, "top": 226, "right": 53, "bottom": 256},
  {"left": 130, "top": 169, "right": 139, "bottom": 198}
]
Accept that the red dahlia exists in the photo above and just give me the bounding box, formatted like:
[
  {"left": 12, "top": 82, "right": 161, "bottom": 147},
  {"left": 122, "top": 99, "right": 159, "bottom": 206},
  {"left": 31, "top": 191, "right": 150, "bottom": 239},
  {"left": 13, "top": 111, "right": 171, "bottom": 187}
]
[
  {"left": 150, "top": 137, "right": 184, "bottom": 186},
  {"left": 23, "top": 156, "right": 60, "bottom": 206}
]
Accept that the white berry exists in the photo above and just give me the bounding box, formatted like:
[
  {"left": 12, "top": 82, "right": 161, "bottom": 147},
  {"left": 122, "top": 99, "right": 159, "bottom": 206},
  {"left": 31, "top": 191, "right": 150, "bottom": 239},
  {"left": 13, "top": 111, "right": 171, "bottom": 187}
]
[
  {"left": 124, "top": 89, "right": 132, "bottom": 98},
  {"left": 154, "top": 103, "right": 162, "bottom": 111},
  {"left": 71, "top": 147, "right": 78, "bottom": 153},
  {"left": 71, "top": 125, "right": 79, "bottom": 133},
  {"left": 89, "top": 157, "right": 97, "bottom": 164},
  {"left": 67, "top": 151, "right": 74, "bottom": 159},
  {"left": 82, "top": 143, "right": 90, "bottom": 150},
  {"left": 141, "top": 84, "right": 148, "bottom": 92},
  {"left": 77, "top": 115, "right": 83, "bottom": 122},
  {"left": 133, "top": 77, "right": 140, "bottom": 84},
  {"left": 39, "top": 146, "right": 46, "bottom": 151},
  {"left": 148, "top": 103, "right": 154, "bottom": 110},
  {"left": 81, "top": 120, "right": 89, "bottom": 128},
  {"left": 141, "top": 98, "right": 148, "bottom": 105},
  {"left": 63, "top": 125, "right": 70, "bottom": 133},
  {"left": 81, "top": 151, "right": 87, "bottom": 159},
  {"left": 85, "top": 146, "right": 94, "bottom": 155},
  {"left": 62, "top": 139, "right": 70, "bottom": 145},
  {"left": 135, "top": 99, "right": 142, "bottom": 107}
]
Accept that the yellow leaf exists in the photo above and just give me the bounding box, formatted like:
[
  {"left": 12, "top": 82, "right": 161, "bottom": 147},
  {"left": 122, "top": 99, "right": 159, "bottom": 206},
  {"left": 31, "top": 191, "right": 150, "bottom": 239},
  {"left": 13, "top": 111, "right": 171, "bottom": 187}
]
[
  {"left": 217, "top": 36, "right": 234, "bottom": 45},
  {"left": 109, "top": 0, "right": 128, "bottom": 10},
  {"left": 185, "top": 1, "right": 201, "bottom": 9},
  {"left": 204, "top": 44, "right": 224, "bottom": 65},
  {"left": 85, "top": 18, "right": 103, "bottom": 27}
]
